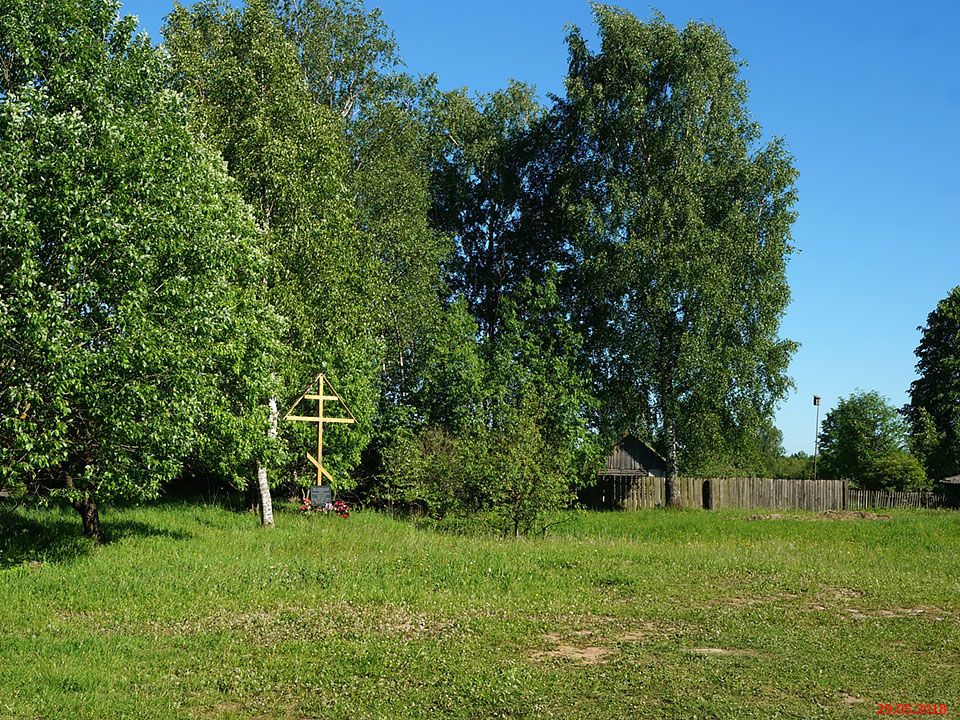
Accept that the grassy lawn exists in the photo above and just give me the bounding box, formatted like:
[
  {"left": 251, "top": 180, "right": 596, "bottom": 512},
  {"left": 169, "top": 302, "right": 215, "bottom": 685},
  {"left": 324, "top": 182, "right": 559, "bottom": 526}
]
[{"left": 1, "top": 502, "right": 958, "bottom": 719}]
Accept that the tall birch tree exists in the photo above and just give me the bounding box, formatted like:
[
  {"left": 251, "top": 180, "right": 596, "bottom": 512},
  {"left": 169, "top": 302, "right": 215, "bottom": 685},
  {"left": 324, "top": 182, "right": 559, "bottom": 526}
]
[
  {"left": 557, "top": 7, "right": 798, "bottom": 503},
  {"left": 165, "top": 0, "right": 378, "bottom": 520}
]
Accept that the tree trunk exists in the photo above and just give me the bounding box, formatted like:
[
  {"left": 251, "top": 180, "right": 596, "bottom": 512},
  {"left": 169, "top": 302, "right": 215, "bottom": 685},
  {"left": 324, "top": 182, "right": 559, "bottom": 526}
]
[
  {"left": 72, "top": 494, "right": 103, "bottom": 543},
  {"left": 397, "top": 334, "right": 407, "bottom": 403},
  {"left": 664, "top": 415, "right": 681, "bottom": 508},
  {"left": 257, "top": 395, "right": 278, "bottom": 527},
  {"left": 658, "top": 348, "right": 681, "bottom": 508}
]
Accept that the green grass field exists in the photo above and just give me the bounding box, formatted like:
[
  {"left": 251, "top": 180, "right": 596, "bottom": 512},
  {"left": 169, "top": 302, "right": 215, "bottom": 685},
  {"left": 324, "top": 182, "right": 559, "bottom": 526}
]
[{"left": 1, "top": 502, "right": 957, "bottom": 719}]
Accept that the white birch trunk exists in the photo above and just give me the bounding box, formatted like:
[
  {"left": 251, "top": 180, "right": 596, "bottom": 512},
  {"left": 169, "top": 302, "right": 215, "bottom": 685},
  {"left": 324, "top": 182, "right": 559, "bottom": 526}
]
[
  {"left": 664, "top": 416, "right": 680, "bottom": 508},
  {"left": 257, "top": 395, "right": 278, "bottom": 527}
]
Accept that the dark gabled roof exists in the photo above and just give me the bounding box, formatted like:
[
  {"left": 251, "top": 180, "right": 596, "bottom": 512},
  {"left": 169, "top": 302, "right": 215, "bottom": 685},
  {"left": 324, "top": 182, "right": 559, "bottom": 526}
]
[
  {"left": 599, "top": 433, "right": 666, "bottom": 475},
  {"left": 619, "top": 433, "right": 666, "bottom": 463}
]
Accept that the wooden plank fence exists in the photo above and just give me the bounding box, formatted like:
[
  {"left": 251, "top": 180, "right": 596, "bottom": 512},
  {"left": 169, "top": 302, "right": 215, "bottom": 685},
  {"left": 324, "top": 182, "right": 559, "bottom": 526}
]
[
  {"left": 590, "top": 475, "right": 702, "bottom": 510},
  {"left": 707, "top": 477, "right": 847, "bottom": 511},
  {"left": 846, "top": 488, "right": 945, "bottom": 510},
  {"left": 586, "top": 476, "right": 955, "bottom": 512}
]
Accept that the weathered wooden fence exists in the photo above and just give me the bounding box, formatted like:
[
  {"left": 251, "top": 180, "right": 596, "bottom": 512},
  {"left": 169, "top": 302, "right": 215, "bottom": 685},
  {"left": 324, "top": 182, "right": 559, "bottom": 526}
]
[
  {"left": 586, "top": 476, "right": 956, "bottom": 512},
  {"left": 708, "top": 477, "right": 847, "bottom": 511},
  {"left": 846, "top": 488, "right": 945, "bottom": 510},
  {"left": 587, "top": 475, "right": 703, "bottom": 510}
]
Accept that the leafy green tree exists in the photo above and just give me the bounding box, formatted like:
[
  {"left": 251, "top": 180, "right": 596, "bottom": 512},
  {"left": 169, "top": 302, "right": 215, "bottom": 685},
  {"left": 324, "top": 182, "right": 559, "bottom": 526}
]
[
  {"left": 165, "top": 0, "right": 380, "bottom": 518},
  {"left": 485, "top": 394, "right": 576, "bottom": 538},
  {"left": 0, "top": 0, "right": 274, "bottom": 539},
  {"left": 275, "top": 0, "right": 450, "bottom": 411},
  {"left": 478, "top": 273, "right": 599, "bottom": 535},
  {"left": 907, "top": 287, "right": 960, "bottom": 479},
  {"left": 406, "top": 299, "right": 487, "bottom": 435},
  {"left": 768, "top": 451, "right": 815, "bottom": 480},
  {"left": 429, "top": 82, "right": 551, "bottom": 340},
  {"left": 862, "top": 452, "right": 927, "bottom": 491},
  {"left": 377, "top": 274, "right": 598, "bottom": 534},
  {"left": 276, "top": 2, "right": 597, "bottom": 520},
  {"left": 556, "top": 7, "right": 798, "bottom": 503},
  {"left": 274, "top": 0, "right": 400, "bottom": 121},
  {"left": 684, "top": 415, "right": 789, "bottom": 477},
  {"left": 360, "top": 298, "right": 486, "bottom": 505},
  {"left": 819, "top": 391, "right": 927, "bottom": 490},
  {"left": 380, "top": 426, "right": 484, "bottom": 519},
  {"left": 485, "top": 272, "right": 599, "bottom": 472}
]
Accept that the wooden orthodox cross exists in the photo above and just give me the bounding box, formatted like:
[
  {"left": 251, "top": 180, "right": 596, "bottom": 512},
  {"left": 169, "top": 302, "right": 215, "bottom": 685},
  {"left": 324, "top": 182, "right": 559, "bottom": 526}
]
[{"left": 282, "top": 373, "right": 356, "bottom": 486}]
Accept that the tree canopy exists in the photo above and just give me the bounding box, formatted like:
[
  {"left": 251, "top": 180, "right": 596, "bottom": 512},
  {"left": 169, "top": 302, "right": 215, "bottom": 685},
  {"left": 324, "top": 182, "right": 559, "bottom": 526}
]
[
  {"left": 818, "top": 391, "right": 926, "bottom": 490},
  {"left": 906, "top": 286, "right": 960, "bottom": 480},
  {"left": 554, "top": 7, "right": 798, "bottom": 502},
  {"left": 2, "top": 0, "right": 820, "bottom": 537},
  {"left": 165, "top": 0, "right": 384, "bottom": 509},
  {"left": 0, "top": 0, "right": 275, "bottom": 538},
  {"left": 429, "top": 81, "right": 549, "bottom": 340}
]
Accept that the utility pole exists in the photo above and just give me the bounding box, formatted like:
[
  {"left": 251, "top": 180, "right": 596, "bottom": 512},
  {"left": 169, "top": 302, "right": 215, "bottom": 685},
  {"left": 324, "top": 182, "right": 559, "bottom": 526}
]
[{"left": 813, "top": 395, "right": 821, "bottom": 480}]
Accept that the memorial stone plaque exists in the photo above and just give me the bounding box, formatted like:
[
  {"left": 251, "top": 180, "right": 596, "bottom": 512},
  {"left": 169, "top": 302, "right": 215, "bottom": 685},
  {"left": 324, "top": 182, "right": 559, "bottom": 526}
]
[{"left": 309, "top": 484, "right": 332, "bottom": 508}]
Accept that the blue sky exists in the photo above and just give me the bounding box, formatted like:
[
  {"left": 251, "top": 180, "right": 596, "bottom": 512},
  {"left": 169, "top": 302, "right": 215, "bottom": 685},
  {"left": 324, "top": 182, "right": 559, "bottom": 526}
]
[{"left": 126, "top": 0, "right": 959, "bottom": 455}]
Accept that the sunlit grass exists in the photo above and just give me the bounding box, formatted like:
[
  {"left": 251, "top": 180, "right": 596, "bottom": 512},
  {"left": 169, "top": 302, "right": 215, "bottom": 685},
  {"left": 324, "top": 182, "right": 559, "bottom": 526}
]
[{"left": 1, "top": 502, "right": 957, "bottom": 718}]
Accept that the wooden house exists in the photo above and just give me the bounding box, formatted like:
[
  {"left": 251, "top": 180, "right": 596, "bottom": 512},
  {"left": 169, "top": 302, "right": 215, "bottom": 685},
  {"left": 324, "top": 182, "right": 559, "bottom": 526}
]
[
  {"left": 599, "top": 434, "right": 667, "bottom": 478},
  {"left": 939, "top": 475, "right": 960, "bottom": 507},
  {"left": 580, "top": 434, "right": 668, "bottom": 509}
]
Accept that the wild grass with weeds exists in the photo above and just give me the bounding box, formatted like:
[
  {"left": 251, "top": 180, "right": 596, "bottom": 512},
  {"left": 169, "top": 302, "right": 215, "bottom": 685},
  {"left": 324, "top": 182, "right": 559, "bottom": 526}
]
[{"left": 1, "top": 501, "right": 957, "bottom": 718}]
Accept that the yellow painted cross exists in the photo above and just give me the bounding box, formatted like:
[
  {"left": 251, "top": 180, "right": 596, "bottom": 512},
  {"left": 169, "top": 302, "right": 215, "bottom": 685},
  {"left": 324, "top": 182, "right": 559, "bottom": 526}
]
[{"left": 282, "top": 373, "right": 356, "bottom": 486}]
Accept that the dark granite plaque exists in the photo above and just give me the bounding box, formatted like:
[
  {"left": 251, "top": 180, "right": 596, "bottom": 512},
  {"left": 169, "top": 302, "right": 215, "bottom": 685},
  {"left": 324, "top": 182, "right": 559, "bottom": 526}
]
[{"left": 309, "top": 484, "right": 332, "bottom": 508}]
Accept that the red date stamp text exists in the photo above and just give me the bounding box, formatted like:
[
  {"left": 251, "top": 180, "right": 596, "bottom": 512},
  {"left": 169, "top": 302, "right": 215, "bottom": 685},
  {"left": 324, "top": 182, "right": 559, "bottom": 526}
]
[{"left": 877, "top": 704, "right": 948, "bottom": 716}]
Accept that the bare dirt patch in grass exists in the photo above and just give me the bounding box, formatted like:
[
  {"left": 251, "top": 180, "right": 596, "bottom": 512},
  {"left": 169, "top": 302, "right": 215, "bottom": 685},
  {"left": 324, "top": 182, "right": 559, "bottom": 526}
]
[
  {"left": 839, "top": 608, "right": 872, "bottom": 621},
  {"left": 746, "top": 511, "right": 890, "bottom": 521},
  {"left": 806, "top": 588, "right": 957, "bottom": 623},
  {"left": 528, "top": 613, "right": 679, "bottom": 641},
  {"left": 820, "top": 510, "right": 890, "bottom": 521},
  {"left": 839, "top": 692, "right": 867, "bottom": 706},
  {"left": 820, "top": 587, "right": 865, "bottom": 600},
  {"left": 837, "top": 605, "right": 956, "bottom": 622},
  {"left": 808, "top": 586, "right": 865, "bottom": 610},
  {"left": 531, "top": 619, "right": 679, "bottom": 665},
  {"left": 531, "top": 636, "right": 612, "bottom": 665}
]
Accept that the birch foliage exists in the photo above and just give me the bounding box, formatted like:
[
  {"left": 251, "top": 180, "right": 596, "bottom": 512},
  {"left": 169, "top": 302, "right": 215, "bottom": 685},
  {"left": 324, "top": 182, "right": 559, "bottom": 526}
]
[
  {"left": 557, "top": 7, "right": 798, "bottom": 499},
  {"left": 165, "top": 0, "right": 379, "bottom": 492}
]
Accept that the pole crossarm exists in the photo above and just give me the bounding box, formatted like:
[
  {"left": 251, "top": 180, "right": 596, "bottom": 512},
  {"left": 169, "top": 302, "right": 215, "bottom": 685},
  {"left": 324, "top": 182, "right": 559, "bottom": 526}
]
[{"left": 282, "top": 373, "right": 357, "bottom": 488}]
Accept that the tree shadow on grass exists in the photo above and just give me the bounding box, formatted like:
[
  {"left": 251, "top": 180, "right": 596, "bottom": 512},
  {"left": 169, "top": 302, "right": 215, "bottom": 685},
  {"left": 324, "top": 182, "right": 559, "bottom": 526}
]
[
  {"left": 103, "top": 519, "right": 192, "bottom": 545},
  {"left": 0, "top": 505, "right": 192, "bottom": 569},
  {"left": 158, "top": 472, "right": 251, "bottom": 512}
]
